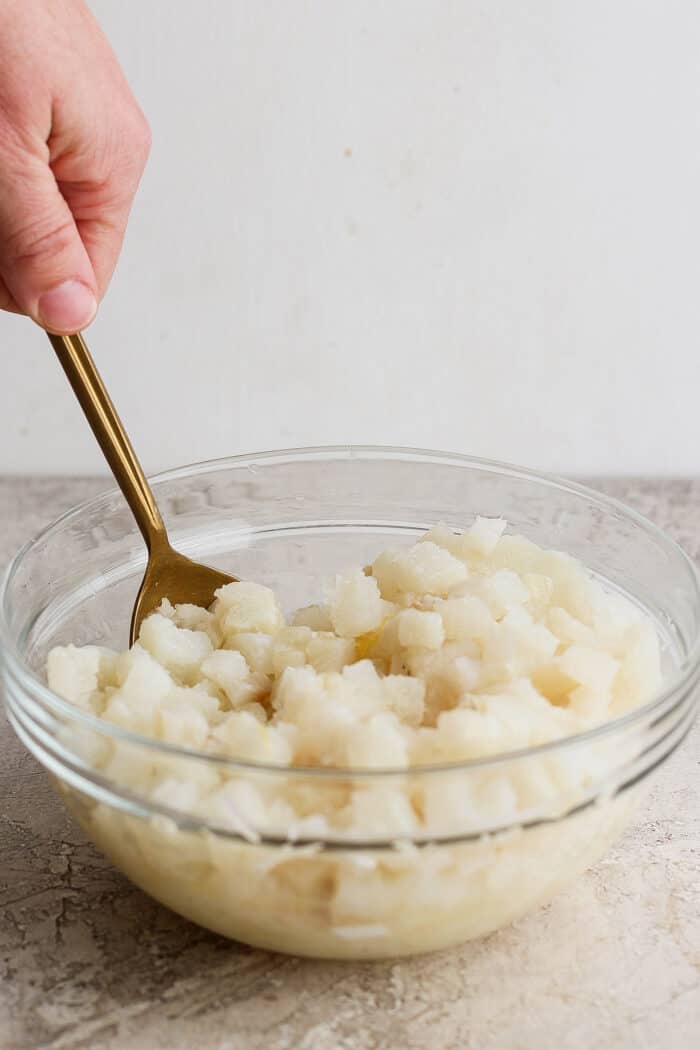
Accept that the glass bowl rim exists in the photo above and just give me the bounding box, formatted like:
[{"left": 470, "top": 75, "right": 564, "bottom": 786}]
[{"left": 2, "top": 443, "right": 699, "bottom": 779}]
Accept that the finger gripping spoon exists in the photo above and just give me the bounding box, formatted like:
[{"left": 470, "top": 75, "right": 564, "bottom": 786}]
[{"left": 49, "top": 332, "right": 238, "bottom": 645}]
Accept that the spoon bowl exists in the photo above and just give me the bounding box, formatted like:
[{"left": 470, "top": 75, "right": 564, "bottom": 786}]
[{"left": 130, "top": 540, "right": 237, "bottom": 644}]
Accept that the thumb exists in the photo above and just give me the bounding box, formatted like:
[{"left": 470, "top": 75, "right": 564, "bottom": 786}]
[{"left": 0, "top": 153, "right": 98, "bottom": 333}]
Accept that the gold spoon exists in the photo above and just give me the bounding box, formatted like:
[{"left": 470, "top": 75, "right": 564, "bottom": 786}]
[{"left": 48, "top": 331, "right": 237, "bottom": 645}]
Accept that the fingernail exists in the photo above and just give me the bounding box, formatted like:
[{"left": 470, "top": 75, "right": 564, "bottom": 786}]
[{"left": 37, "top": 280, "right": 97, "bottom": 333}]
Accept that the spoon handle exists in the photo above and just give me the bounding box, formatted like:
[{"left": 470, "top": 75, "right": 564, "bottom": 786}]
[{"left": 48, "top": 332, "right": 168, "bottom": 552}]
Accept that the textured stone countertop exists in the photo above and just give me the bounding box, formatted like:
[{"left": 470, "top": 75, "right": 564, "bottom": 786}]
[{"left": 0, "top": 476, "right": 698, "bottom": 1050}]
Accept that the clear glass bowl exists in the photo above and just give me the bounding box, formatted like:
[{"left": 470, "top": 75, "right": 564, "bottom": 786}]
[{"left": 2, "top": 447, "right": 699, "bottom": 959}]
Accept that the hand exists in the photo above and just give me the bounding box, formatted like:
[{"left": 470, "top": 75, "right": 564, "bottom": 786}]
[{"left": 0, "top": 0, "right": 150, "bottom": 334}]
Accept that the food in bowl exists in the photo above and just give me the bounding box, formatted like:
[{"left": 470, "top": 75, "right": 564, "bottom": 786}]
[{"left": 44, "top": 518, "right": 664, "bottom": 956}]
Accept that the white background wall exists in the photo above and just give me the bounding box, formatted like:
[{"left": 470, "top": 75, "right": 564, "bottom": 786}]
[{"left": 2, "top": 1, "right": 699, "bottom": 476}]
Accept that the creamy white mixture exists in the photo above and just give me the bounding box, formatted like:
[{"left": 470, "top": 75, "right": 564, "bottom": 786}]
[{"left": 47, "top": 519, "right": 662, "bottom": 956}]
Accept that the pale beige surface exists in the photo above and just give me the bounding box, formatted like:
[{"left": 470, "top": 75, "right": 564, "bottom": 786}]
[{"left": 0, "top": 476, "right": 698, "bottom": 1050}]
